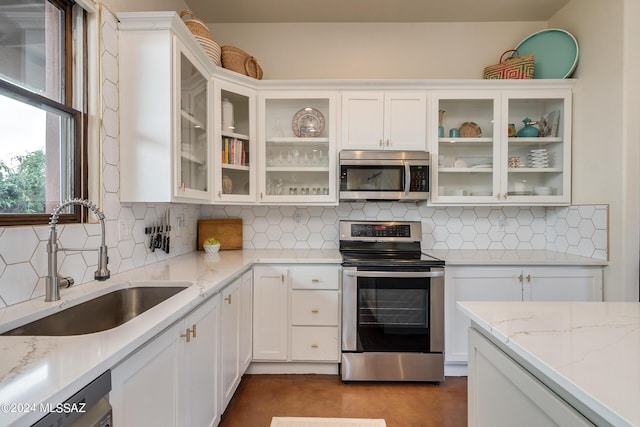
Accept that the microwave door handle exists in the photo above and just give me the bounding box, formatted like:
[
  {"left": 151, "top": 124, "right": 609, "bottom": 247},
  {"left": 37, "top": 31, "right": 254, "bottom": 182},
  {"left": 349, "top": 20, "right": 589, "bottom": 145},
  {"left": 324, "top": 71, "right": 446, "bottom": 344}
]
[
  {"left": 404, "top": 161, "right": 411, "bottom": 196},
  {"left": 344, "top": 270, "right": 444, "bottom": 278}
]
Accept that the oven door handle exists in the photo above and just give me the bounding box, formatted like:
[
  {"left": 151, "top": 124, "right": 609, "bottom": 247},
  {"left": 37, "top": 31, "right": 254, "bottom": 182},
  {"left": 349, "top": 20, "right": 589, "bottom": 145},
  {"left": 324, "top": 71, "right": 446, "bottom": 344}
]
[{"left": 344, "top": 270, "right": 444, "bottom": 278}]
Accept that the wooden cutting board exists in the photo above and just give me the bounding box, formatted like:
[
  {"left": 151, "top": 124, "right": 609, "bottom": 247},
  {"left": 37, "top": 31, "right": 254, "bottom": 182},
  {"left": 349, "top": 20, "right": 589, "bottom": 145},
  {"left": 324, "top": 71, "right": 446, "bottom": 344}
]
[{"left": 197, "top": 218, "right": 243, "bottom": 250}]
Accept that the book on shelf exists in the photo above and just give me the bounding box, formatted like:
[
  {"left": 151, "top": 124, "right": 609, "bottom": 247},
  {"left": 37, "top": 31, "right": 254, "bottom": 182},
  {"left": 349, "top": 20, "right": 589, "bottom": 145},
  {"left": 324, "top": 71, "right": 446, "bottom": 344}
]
[{"left": 222, "top": 137, "right": 248, "bottom": 166}]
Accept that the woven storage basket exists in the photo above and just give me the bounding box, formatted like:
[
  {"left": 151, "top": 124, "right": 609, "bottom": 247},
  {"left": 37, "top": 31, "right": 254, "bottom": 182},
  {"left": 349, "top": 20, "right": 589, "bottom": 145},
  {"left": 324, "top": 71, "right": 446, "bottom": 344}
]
[
  {"left": 179, "top": 10, "right": 221, "bottom": 66},
  {"left": 483, "top": 49, "right": 534, "bottom": 79},
  {"left": 221, "top": 45, "right": 264, "bottom": 80}
]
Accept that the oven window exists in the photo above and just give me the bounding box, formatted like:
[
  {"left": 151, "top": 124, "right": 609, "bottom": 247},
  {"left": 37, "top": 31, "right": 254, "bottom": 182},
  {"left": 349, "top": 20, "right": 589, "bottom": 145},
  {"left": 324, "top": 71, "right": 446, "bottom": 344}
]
[
  {"left": 341, "top": 166, "right": 403, "bottom": 191},
  {"left": 357, "top": 277, "right": 430, "bottom": 352}
]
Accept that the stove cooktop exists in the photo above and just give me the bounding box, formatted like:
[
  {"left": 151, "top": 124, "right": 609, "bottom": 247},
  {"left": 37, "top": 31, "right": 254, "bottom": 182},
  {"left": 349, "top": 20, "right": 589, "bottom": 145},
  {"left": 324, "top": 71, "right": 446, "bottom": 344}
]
[{"left": 340, "top": 249, "right": 444, "bottom": 268}]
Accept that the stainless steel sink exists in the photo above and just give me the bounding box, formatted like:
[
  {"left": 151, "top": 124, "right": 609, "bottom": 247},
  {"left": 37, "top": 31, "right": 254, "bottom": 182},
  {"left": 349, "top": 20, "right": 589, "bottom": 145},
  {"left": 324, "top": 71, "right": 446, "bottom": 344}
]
[{"left": 2, "top": 286, "right": 188, "bottom": 336}]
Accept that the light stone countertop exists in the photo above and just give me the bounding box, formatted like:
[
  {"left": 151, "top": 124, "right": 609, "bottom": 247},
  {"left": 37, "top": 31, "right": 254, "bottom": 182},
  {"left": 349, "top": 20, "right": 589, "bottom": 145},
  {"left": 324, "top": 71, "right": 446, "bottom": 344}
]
[
  {"left": 427, "top": 249, "right": 608, "bottom": 266},
  {"left": 0, "top": 247, "right": 607, "bottom": 426},
  {"left": 457, "top": 300, "right": 640, "bottom": 427},
  {"left": 0, "top": 249, "right": 341, "bottom": 427}
]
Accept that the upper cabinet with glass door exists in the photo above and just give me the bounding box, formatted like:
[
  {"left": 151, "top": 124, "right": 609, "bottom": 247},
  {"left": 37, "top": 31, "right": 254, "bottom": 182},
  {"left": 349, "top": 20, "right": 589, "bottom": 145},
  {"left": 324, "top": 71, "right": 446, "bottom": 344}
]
[
  {"left": 119, "top": 12, "right": 214, "bottom": 203},
  {"left": 430, "top": 84, "right": 572, "bottom": 206},
  {"left": 213, "top": 79, "right": 256, "bottom": 203},
  {"left": 258, "top": 91, "right": 337, "bottom": 204},
  {"left": 177, "top": 44, "right": 210, "bottom": 200}
]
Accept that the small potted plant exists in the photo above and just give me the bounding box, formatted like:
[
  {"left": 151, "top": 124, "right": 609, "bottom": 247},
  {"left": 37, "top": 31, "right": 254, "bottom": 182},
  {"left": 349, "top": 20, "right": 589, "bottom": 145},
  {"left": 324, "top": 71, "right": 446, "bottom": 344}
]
[{"left": 203, "top": 237, "right": 220, "bottom": 253}]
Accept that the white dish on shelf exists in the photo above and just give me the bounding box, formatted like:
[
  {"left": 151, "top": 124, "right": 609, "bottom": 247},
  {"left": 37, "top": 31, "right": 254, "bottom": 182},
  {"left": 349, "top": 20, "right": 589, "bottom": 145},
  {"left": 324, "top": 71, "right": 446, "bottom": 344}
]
[
  {"left": 292, "top": 107, "right": 325, "bottom": 137},
  {"left": 454, "top": 159, "right": 468, "bottom": 168},
  {"left": 534, "top": 186, "right": 553, "bottom": 195},
  {"left": 471, "top": 163, "right": 492, "bottom": 168}
]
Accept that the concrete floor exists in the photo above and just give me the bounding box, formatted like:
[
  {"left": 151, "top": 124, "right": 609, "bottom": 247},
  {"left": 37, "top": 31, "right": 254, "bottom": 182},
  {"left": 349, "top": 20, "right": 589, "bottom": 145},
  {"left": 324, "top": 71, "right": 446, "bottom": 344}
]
[{"left": 219, "top": 374, "right": 467, "bottom": 427}]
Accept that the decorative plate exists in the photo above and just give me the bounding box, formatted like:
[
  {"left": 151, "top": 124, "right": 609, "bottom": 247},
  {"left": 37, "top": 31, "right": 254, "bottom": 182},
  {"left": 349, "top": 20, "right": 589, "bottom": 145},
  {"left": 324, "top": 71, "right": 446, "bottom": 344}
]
[
  {"left": 292, "top": 107, "right": 325, "bottom": 137},
  {"left": 515, "top": 29, "right": 579, "bottom": 79},
  {"left": 460, "top": 122, "right": 481, "bottom": 137}
]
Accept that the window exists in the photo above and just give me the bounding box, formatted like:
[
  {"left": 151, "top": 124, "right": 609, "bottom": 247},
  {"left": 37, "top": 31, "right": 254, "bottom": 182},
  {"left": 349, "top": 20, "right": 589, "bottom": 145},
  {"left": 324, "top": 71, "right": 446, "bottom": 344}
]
[{"left": 0, "top": 0, "right": 87, "bottom": 226}]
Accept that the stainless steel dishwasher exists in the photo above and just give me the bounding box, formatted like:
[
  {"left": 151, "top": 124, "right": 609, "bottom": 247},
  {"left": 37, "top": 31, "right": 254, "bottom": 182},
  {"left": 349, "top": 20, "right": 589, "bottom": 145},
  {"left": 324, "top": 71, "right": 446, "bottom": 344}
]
[{"left": 32, "top": 370, "right": 111, "bottom": 427}]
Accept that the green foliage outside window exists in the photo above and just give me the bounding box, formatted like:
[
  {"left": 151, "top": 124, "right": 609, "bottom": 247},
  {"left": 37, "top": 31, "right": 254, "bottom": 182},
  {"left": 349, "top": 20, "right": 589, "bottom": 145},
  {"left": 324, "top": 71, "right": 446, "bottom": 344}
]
[{"left": 0, "top": 150, "right": 46, "bottom": 214}]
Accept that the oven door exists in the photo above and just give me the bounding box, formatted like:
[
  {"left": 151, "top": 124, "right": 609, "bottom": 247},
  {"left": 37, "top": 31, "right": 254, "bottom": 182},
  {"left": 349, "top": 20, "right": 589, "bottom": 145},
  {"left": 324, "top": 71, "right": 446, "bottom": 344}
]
[
  {"left": 342, "top": 267, "right": 444, "bottom": 354},
  {"left": 339, "top": 163, "right": 407, "bottom": 199}
]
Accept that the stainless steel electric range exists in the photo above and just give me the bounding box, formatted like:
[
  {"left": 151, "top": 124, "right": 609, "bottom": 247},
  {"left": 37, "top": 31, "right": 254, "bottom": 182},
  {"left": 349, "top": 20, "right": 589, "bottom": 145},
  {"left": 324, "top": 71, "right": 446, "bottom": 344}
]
[{"left": 339, "top": 220, "right": 445, "bottom": 382}]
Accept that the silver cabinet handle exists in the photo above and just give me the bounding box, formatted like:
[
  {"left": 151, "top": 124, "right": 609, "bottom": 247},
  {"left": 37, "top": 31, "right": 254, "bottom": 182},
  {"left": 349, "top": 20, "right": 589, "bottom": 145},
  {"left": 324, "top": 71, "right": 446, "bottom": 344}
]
[{"left": 344, "top": 270, "right": 444, "bottom": 278}]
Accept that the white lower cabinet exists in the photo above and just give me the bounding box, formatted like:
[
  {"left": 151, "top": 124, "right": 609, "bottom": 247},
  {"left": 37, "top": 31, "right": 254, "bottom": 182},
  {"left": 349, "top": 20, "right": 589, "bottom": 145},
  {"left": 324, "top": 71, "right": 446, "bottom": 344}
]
[
  {"left": 445, "top": 265, "right": 603, "bottom": 364},
  {"left": 111, "top": 293, "right": 221, "bottom": 427},
  {"left": 220, "top": 271, "right": 253, "bottom": 409},
  {"left": 253, "top": 265, "right": 341, "bottom": 364},
  {"left": 252, "top": 265, "right": 289, "bottom": 361},
  {"left": 468, "top": 328, "right": 593, "bottom": 427}
]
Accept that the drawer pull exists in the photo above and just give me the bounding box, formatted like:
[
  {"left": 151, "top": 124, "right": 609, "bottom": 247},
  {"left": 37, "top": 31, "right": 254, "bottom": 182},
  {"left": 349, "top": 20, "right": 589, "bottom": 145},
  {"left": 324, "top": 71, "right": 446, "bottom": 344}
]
[
  {"left": 311, "top": 279, "right": 320, "bottom": 283},
  {"left": 192, "top": 324, "right": 197, "bottom": 338},
  {"left": 181, "top": 328, "right": 192, "bottom": 343},
  {"left": 526, "top": 274, "right": 532, "bottom": 282},
  {"left": 311, "top": 343, "right": 319, "bottom": 348},
  {"left": 224, "top": 295, "right": 232, "bottom": 304},
  {"left": 311, "top": 309, "right": 319, "bottom": 314}
]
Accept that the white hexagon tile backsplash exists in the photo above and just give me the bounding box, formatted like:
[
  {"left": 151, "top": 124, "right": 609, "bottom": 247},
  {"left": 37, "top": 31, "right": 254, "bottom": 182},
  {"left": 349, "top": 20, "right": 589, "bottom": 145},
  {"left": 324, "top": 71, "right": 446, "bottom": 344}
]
[{"left": 201, "top": 203, "right": 609, "bottom": 258}]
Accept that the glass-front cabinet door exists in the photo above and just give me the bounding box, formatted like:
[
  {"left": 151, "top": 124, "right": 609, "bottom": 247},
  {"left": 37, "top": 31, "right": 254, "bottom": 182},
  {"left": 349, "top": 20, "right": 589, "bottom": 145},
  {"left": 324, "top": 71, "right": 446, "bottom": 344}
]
[
  {"left": 175, "top": 39, "right": 211, "bottom": 201},
  {"left": 503, "top": 90, "right": 571, "bottom": 205},
  {"left": 258, "top": 91, "right": 337, "bottom": 204},
  {"left": 432, "top": 93, "right": 500, "bottom": 202},
  {"left": 431, "top": 87, "right": 571, "bottom": 205},
  {"left": 213, "top": 80, "right": 256, "bottom": 203}
]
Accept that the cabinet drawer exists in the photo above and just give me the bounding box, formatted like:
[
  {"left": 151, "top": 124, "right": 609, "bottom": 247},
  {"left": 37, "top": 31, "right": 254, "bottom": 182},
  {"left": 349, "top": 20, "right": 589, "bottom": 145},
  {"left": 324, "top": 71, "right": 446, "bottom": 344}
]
[
  {"left": 291, "top": 291, "right": 339, "bottom": 326},
  {"left": 291, "top": 326, "right": 339, "bottom": 361},
  {"left": 290, "top": 266, "right": 340, "bottom": 290}
]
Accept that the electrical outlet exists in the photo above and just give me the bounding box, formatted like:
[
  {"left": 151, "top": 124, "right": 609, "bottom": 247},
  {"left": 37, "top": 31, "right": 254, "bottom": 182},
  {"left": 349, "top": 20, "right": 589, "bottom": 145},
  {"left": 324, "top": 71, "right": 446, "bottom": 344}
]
[
  {"left": 497, "top": 215, "right": 505, "bottom": 232},
  {"left": 118, "top": 220, "right": 132, "bottom": 241},
  {"left": 176, "top": 215, "right": 185, "bottom": 229}
]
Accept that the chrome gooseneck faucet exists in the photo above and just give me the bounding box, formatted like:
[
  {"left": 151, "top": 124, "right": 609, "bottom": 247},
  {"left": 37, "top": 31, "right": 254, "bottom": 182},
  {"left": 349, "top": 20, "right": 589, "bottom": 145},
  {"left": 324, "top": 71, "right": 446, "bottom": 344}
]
[{"left": 46, "top": 198, "right": 111, "bottom": 302}]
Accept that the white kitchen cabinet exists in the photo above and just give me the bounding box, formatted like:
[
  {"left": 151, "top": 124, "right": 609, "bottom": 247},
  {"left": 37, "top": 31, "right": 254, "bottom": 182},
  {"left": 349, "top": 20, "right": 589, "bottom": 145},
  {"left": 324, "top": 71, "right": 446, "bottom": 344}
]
[
  {"left": 111, "top": 293, "right": 221, "bottom": 427},
  {"left": 468, "top": 328, "right": 593, "bottom": 427},
  {"left": 240, "top": 270, "right": 253, "bottom": 372},
  {"left": 258, "top": 90, "right": 338, "bottom": 204},
  {"left": 220, "top": 271, "right": 253, "bottom": 408},
  {"left": 430, "top": 85, "right": 573, "bottom": 205},
  {"left": 341, "top": 91, "right": 427, "bottom": 151},
  {"left": 445, "top": 265, "right": 603, "bottom": 364},
  {"left": 253, "top": 265, "right": 289, "bottom": 360},
  {"left": 252, "top": 265, "right": 341, "bottom": 364},
  {"left": 180, "top": 294, "right": 221, "bottom": 427},
  {"left": 119, "top": 12, "right": 215, "bottom": 203},
  {"left": 213, "top": 79, "right": 257, "bottom": 204},
  {"left": 111, "top": 323, "right": 180, "bottom": 426}
]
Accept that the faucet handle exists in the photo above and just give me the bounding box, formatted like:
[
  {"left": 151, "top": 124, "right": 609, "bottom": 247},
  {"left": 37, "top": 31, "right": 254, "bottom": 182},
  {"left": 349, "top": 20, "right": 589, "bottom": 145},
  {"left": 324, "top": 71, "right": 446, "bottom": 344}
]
[{"left": 59, "top": 277, "right": 74, "bottom": 289}]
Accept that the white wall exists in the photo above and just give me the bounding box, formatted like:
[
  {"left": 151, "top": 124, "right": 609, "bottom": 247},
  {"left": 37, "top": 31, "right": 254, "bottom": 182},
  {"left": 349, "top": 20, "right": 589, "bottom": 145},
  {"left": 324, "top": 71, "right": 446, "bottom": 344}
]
[
  {"left": 549, "top": 0, "right": 638, "bottom": 301},
  {"left": 209, "top": 22, "right": 545, "bottom": 79}
]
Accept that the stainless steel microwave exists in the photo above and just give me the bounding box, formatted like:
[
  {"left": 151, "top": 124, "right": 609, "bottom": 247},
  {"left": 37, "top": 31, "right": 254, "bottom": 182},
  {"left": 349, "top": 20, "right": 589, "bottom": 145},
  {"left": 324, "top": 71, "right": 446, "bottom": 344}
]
[{"left": 339, "top": 150, "right": 430, "bottom": 201}]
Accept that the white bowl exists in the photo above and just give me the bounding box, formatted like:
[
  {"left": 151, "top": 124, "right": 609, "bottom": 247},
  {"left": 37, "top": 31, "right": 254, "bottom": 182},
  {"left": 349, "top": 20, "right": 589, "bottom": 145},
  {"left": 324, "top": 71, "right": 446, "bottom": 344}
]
[
  {"left": 203, "top": 243, "right": 220, "bottom": 253},
  {"left": 533, "top": 186, "right": 552, "bottom": 195}
]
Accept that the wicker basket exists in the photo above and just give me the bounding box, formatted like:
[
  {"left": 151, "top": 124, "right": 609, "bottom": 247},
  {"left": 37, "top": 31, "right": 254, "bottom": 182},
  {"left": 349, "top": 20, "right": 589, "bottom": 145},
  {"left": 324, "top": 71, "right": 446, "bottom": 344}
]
[
  {"left": 221, "top": 45, "right": 264, "bottom": 80},
  {"left": 179, "top": 10, "right": 221, "bottom": 66}
]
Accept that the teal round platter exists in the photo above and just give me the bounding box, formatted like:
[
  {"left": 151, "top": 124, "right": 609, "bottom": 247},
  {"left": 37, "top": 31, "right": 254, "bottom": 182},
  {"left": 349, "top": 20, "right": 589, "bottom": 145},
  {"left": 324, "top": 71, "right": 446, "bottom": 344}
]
[{"left": 515, "top": 29, "right": 579, "bottom": 79}]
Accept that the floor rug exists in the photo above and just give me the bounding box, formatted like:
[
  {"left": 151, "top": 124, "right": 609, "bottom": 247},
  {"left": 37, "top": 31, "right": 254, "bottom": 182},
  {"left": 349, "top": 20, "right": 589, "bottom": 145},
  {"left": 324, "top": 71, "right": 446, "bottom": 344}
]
[{"left": 271, "top": 417, "right": 386, "bottom": 427}]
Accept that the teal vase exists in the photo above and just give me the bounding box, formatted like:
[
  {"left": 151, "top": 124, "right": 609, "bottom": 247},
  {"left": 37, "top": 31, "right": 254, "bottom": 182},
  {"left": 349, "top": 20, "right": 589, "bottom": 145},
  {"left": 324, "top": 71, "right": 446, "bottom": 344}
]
[{"left": 517, "top": 117, "right": 539, "bottom": 137}]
